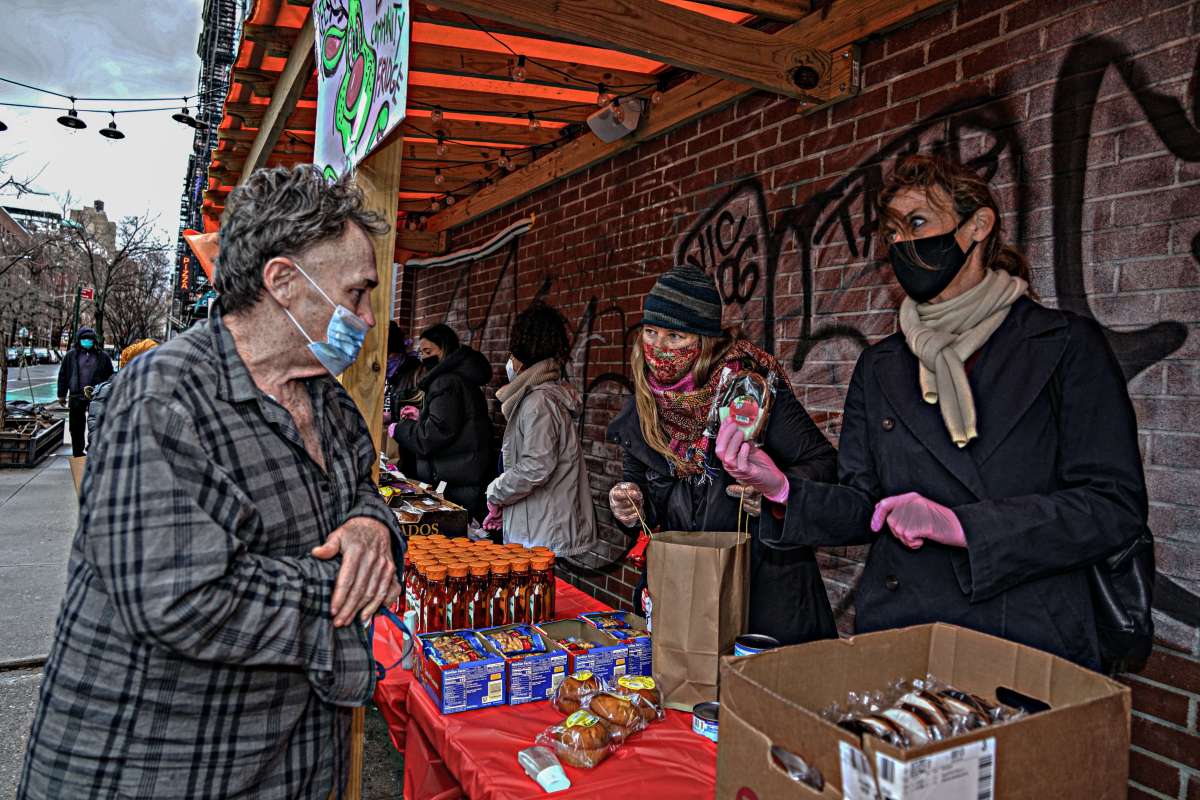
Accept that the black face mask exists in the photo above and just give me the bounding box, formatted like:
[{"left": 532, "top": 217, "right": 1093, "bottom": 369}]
[
  {"left": 888, "top": 216, "right": 979, "bottom": 303},
  {"left": 421, "top": 355, "right": 439, "bottom": 369}
]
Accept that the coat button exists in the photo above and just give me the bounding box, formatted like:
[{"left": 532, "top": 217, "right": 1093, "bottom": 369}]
[
  {"left": 885, "top": 575, "right": 899, "bottom": 591},
  {"left": 881, "top": 417, "right": 895, "bottom": 431}
]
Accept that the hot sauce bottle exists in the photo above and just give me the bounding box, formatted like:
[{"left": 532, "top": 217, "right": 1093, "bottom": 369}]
[
  {"left": 423, "top": 565, "right": 448, "bottom": 634},
  {"left": 529, "top": 557, "right": 554, "bottom": 623},
  {"left": 445, "top": 563, "right": 470, "bottom": 630},
  {"left": 508, "top": 558, "right": 532, "bottom": 624},
  {"left": 466, "top": 561, "right": 491, "bottom": 628},
  {"left": 487, "top": 560, "right": 512, "bottom": 626}
]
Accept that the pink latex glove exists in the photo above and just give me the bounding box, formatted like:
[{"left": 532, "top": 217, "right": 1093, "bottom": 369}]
[
  {"left": 715, "top": 419, "right": 789, "bottom": 503},
  {"left": 482, "top": 501, "right": 503, "bottom": 532},
  {"left": 871, "top": 492, "right": 966, "bottom": 550},
  {"left": 399, "top": 405, "right": 420, "bottom": 421},
  {"left": 387, "top": 422, "right": 397, "bottom": 439}
]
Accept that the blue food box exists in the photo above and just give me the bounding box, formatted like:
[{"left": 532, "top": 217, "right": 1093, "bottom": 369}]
[
  {"left": 578, "top": 611, "right": 652, "bottom": 677},
  {"left": 417, "top": 629, "right": 507, "bottom": 714},
  {"left": 536, "top": 619, "right": 629, "bottom": 684},
  {"left": 478, "top": 624, "right": 569, "bottom": 705}
]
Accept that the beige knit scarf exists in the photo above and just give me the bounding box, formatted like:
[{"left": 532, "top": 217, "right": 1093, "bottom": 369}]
[
  {"left": 496, "top": 358, "right": 561, "bottom": 419},
  {"left": 898, "top": 269, "right": 1028, "bottom": 448}
]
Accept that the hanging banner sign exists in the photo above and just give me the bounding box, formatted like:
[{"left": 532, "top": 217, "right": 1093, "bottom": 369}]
[{"left": 313, "top": 0, "right": 411, "bottom": 179}]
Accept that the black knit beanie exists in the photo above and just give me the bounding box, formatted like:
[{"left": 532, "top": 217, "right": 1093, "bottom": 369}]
[{"left": 640, "top": 263, "right": 723, "bottom": 337}]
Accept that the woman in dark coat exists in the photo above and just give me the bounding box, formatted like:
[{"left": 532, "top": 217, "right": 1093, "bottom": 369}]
[
  {"left": 721, "top": 154, "right": 1150, "bottom": 671},
  {"left": 389, "top": 323, "right": 494, "bottom": 521},
  {"left": 606, "top": 263, "right": 838, "bottom": 646}
]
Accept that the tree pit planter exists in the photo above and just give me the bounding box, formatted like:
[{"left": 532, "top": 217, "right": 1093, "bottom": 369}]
[{"left": 0, "top": 417, "right": 66, "bottom": 468}]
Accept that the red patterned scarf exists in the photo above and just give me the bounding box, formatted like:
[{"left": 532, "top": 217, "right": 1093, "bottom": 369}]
[{"left": 647, "top": 339, "right": 785, "bottom": 476}]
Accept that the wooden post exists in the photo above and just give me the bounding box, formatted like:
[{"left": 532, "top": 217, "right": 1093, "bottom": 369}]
[{"left": 337, "top": 134, "right": 404, "bottom": 800}]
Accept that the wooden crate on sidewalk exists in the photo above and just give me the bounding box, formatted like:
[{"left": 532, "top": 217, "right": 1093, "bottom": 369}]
[{"left": 0, "top": 417, "right": 65, "bottom": 468}]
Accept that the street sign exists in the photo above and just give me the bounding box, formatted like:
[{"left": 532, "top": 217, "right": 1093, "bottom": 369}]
[
  {"left": 80, "top": 286, "right": 95, "bottom": 301},
  {"left": 18, "top": 327, "right": 28, "bottom": 339}
]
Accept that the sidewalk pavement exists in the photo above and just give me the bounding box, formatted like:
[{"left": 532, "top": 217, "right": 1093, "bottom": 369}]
[
  {"left": 0, "top": 424, "right": 76, "bottom": 800},
  {"left": 0, "top": 424, "right": 402, "bottom": 799}
]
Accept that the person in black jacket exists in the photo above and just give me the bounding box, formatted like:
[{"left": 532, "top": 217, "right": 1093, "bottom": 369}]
[
  {"left": 606, "top": 263, "right": 838, "bottom": 646},
  {"left": 56, "top": 326, "right": 114, "bottom": 456},
  {"left": 389, "top": 324, "right": 494, "bottom": 521},
  {"left": 729, "top": 154, "right": 1150, "bottom": 671}
]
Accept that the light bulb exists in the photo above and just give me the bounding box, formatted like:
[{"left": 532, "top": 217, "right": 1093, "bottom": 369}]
[
  {"left": 434, "top": 169, "right": 445, "bottom": 186},
  {"left": 511, "top": 56, "right": 527, "bottom": 82},
  {"left": 651, "top": 90, "right": 664, "bottom": 105},
  {"left": 596, "top": 84, "right": 613, "bottom": 107},
  {"left": 435, "top": 136, "right": 448, "bottom": 157},
  {"left": 446, "top": 195, "right": 456, "bottom": 206},
  {"left": 430, "top": 106, "right": 444, "bottom": 125},
  {"left": 431, "top": 199, "right": 441, "bottom": 211},
  {"left": 611, "top": 100, "right": 625, "bottom": 124},
  {"left": 527, "top": 111, "right": 540, "bottom": 131}
]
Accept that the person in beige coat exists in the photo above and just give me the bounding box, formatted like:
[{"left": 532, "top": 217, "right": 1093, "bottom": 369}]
[{"left": 484, "top": 302, "right": 598, "bottom": 557}]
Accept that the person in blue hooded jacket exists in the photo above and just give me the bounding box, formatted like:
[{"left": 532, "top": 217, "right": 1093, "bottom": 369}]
[{"left": 56, "top": 326, "right": 114, "bottom": 456}]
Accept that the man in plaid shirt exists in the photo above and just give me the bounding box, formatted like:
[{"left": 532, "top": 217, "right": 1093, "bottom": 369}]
[{"left": 19, "top": 166, "right": 404, "bottom": 799}]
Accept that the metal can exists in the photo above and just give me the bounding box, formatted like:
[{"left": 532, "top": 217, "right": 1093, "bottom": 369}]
[
  {"left": 692, "top": 701, "right": 719, "bottom": 742},
  {"left": 733, "top": 634, "right": 781, "bottom": 656}
]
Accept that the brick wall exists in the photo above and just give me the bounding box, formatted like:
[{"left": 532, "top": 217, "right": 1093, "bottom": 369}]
[{"left": 403, "top": 1, "right": 1200, "bottom": 795}]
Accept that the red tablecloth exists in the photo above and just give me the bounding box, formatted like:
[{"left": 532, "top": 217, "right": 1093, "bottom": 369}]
[{"left": 373, "top": 579, "right": 719, "bottom": 799}]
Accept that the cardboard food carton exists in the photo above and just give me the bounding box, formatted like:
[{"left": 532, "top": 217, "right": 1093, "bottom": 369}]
[
  {"left": 417, "top": 629, "right": 507, "bottom": 714},
  {"left": 478, "top": 624, "right": 569, "bottom": 705},
  {"left": 536, "top": 619, "right": 629, "bottom": 684},
  {"left": 578, "top": 611, "right": 652, "bottom": 677},
  {"left": 717, "top": 623, "right": 1130, "bottom": 799},
  {"left": 384, "top": 483, "right": 469, "bottom": 538}
]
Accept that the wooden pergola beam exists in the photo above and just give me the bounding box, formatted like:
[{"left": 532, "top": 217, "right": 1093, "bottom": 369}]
[
  {"left": 423, "top": 0, "right": 834, "bottom": 100},
  {"left": 410, "top": 42, "right": 649, "bottom": 93},
  {"left": 704, "top": 0, "right": 811, "bottom": 21},
  {"left": 238, "top": 15, "right": 315, "bottom": 184},
  {"left": 396, "top": 229, "right": 449, "bottom": 254},
  {"left": 427, "top": 0, "right": 950, "bottom": 233}
]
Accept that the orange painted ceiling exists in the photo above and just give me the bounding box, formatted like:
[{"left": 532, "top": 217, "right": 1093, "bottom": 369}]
[{"left": 203, "top": 0, "right": 759, "bottom": 233}]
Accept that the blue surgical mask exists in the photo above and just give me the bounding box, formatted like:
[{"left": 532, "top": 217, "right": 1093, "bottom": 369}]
[
  {"left": 282, "top": 262, "right": 369, "bottom": 376},
  {"left": 80, "top": 339, "right": 95, "bottom": 350}
]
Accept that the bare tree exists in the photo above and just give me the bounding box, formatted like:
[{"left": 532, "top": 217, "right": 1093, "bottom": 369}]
[
  {"left": 63, "top": 212, "right": 167, "bottom": 345},
  {"left": 106, "top": 249, "right": 172, "bottom": 349}
]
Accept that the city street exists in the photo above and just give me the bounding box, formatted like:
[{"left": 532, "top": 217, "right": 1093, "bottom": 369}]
[{"left": 3, "top": 365, "right": 59, "bottom": 406}]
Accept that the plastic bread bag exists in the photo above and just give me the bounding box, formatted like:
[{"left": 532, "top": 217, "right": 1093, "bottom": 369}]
[
  {"left": 822, "top": 674, "right": 1025, "bottom": 749},
  {"left": 552, "top": 670, "right": 603, "bottom": 714},
  {"left": 535, "top": 710, "right": 619, "bottom": 769},
  {"left": 610, "top": 675, "right": 665, "bottom": 723},
  {"left": 703, "top": 368, "right": 776, "bottom": 442},
  {"left": 586, "top": 691, "right": 650, "bottom": 743}
]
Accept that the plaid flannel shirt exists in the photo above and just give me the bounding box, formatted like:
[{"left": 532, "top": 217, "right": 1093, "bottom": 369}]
[{"left": 19, "top": 309, "right": 402, "bottom": 800}]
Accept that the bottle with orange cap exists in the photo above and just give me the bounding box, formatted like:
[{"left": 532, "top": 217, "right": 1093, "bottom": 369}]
[
  {"left": 487, "top": 561, "right": 512, "bottom": 626},
  {"left": 423, "top": 565, "right": 449, "bottom": 633},
  {"left": 528, "top": 557, "right": 554, "bottom": 623},
  {"left": 508, "top": 558, "right": 533, "bottom": 624},
  {"left": 466, "top": 562, "right": 491, "bottom": 628},
  {"left": 444, "top": 563, "right": 471, "bottom": 630}
]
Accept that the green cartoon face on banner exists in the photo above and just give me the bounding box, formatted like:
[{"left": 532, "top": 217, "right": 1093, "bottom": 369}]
[{"left": 314, "top": 0, "right": 409, "bottom": 177}]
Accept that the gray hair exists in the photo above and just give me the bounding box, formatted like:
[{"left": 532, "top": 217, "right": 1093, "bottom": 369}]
[{"left": 215, "top": 165, "right": 390, "bottom": 314}]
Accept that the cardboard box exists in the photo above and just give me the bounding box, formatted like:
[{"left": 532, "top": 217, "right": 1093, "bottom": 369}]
[
  {"left": 578, "top": 611, "right": 652, "bottom": 677},
  {"left": 536, "top": 619, "right": 629, "bottom": 684},
  {"left": 478, "top": 624, "right": 569, "bottom": 705},
  {"left": 385, "top": 487, "right": 468, "bottom": 538},
  {"left": 717, "top": 623, "right": 1131, "bottom": 799},
  {"left": 417, "top": 630, "right": 507, "bottom": 714}
]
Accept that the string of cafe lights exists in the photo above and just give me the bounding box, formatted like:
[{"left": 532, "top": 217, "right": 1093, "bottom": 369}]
[{"left": 0, "top": 76, "right": 220, "bottom": 138}]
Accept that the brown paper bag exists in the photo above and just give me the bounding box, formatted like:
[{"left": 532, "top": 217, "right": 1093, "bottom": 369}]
[
  {"left": 647, "top": 530, "right": 750, "bottom": 711},
  {"left": 69, "top": 456, "right": 86, "bottom": 497}
]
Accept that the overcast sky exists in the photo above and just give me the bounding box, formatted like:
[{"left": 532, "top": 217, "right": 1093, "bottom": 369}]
[{"left": 1, "top": 0, "right": 206, "bottom": 238}]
